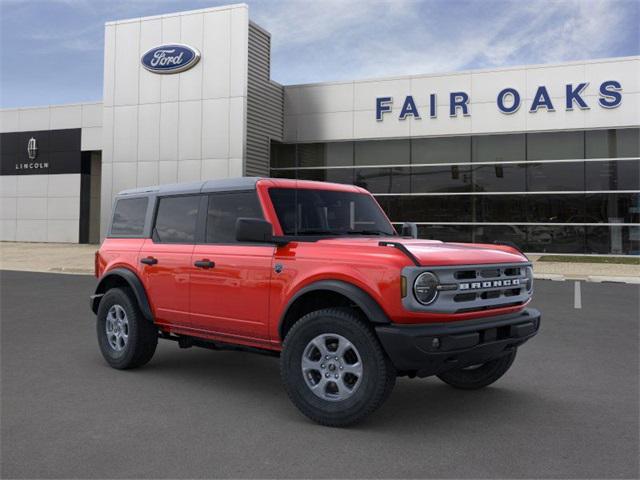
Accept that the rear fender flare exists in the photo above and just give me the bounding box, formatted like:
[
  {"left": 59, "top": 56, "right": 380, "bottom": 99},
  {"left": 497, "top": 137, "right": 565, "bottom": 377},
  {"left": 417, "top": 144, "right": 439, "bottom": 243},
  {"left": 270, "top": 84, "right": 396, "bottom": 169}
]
[{"left": 92, "top": 268, "right": 154, "bottom": 322}]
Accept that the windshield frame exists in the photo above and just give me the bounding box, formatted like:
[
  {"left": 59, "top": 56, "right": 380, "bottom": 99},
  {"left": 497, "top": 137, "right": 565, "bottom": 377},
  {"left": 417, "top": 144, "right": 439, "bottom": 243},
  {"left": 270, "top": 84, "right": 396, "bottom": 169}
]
[{"left": 267, "top": 187, "right": 398, "bottom": 239}]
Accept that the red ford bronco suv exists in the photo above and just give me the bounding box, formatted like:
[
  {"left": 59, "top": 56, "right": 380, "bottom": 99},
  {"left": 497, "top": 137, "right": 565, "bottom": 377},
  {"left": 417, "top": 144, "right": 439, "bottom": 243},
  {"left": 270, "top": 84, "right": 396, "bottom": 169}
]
[{"left": 91, "top": 177, "right": 540, "bottom": 426}]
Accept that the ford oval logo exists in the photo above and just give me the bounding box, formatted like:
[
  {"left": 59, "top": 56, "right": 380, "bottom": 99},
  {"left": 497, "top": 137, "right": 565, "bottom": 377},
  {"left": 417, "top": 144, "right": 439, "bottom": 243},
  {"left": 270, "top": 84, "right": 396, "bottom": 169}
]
[{"left": 141, "top": 44, "right": 201, "bottom": 74}]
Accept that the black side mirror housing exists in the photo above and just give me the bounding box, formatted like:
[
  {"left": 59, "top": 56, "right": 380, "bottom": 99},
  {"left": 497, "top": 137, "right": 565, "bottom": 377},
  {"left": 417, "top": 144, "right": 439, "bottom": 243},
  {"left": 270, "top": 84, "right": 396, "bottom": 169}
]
[
  {"left": 401, "top": 222, "right": 418, "bottom": 239},
  {"left": 236, "top": 218, "right": 274, "bottom": 243}
]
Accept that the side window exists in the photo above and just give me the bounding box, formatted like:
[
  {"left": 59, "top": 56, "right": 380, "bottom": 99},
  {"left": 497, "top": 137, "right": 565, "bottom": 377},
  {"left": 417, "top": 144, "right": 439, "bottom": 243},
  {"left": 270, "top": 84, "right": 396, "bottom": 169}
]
[
  {"left": 154, "top": 195, "right": 200, "bottom": 243},
  {"left": 111, "top": 197, "right": 148, "bottom": 236},
  {"left": 206, "top": 191, "right": 263, "bottom": 243}
]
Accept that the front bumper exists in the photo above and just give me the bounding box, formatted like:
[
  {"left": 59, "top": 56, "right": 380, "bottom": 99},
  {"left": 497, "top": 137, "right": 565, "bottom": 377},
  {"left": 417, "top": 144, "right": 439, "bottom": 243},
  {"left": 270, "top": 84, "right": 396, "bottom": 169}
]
[{"left": 375, "top": 308, "right": 541, "bottom": 377}]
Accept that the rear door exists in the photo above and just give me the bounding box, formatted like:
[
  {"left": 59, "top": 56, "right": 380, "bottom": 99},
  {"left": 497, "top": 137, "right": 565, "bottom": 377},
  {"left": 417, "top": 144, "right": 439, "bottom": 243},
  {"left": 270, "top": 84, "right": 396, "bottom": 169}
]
[
  {"left": 139, "top": 194, "right": 203, "bottom": 328},
  {"left": 189, "top": 191, "right": 274, "bottom": 342}
]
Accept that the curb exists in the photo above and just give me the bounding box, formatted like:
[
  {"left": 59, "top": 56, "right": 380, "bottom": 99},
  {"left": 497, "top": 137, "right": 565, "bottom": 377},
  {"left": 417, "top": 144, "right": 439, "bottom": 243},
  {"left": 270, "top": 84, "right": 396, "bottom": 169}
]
[{"left": 534, "top": 273, "right": 640, "bottom": 284}]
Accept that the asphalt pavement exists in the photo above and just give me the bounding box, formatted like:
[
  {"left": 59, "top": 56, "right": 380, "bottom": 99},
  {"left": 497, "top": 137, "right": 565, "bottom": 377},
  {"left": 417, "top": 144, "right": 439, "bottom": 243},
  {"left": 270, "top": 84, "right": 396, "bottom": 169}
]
[{"left": 1, "top": 270, "right": 638, "bottom": 479}]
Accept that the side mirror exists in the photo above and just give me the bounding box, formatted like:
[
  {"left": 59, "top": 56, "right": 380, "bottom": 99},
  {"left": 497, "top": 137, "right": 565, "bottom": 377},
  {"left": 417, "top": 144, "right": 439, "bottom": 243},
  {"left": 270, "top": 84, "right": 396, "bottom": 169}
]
[
  {"left": 401, "top": 222, "right": 418, "bottom": 239},
  {"left": 236, "top": 218, "right": 274, "bottom": 243}
]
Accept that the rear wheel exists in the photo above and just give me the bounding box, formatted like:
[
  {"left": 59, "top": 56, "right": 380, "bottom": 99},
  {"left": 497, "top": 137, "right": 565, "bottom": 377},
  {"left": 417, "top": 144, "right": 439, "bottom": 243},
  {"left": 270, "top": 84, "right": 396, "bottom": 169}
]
[
  {"left": 281, "top": 308, "right": 396, "bottom": 427},
  {"left": 96, "top": 288, "right": 158, "bottom": 369},
  {"left": 436, "top": 349, "right": 517, "bottom": 390}
]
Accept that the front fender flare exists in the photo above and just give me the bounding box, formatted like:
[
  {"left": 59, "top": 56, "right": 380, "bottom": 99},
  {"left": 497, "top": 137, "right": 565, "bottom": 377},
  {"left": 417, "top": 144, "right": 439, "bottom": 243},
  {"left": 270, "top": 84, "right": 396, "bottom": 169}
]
[
  {"left": 91, "top": 268, "right": 154, "bottom": 322},
  {"left": 279, "top": 279, "right": 391, "bottom": 338}
]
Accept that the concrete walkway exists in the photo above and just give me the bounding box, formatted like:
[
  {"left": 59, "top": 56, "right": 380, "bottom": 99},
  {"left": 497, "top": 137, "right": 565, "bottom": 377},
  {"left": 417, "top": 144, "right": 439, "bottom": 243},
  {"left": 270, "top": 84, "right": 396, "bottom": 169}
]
[
  {"left": 528, "top": 254, "right": 640, "bottom": 283},
  {"left": 0, "top": 242, "right": 97, "bottom": 275},
  {"left": 1, "top": 242, "right": 638, "bottom": 283}
]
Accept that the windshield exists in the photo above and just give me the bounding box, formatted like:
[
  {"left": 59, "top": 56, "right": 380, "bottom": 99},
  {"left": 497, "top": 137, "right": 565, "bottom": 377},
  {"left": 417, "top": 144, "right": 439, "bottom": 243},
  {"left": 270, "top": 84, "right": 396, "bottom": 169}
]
[{"left": 269, "top": 188, "right": 397, "bottom": 237}]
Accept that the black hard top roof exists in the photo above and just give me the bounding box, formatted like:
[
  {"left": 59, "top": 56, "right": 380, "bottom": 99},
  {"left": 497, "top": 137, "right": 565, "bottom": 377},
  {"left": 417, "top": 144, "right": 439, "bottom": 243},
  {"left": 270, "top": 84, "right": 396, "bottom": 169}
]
[{"left": 116, "top": 177, "right": 262, "bottom": 197}]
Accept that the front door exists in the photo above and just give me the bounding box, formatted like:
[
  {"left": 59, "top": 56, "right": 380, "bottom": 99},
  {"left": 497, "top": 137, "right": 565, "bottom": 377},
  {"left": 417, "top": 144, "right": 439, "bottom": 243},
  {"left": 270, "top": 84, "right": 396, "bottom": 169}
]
[
  {"left": 189, "top": 191, "right": 274, "bottom": 342},
  {"left": 139, "top": 194, "right": 202, "bottom": 328}
]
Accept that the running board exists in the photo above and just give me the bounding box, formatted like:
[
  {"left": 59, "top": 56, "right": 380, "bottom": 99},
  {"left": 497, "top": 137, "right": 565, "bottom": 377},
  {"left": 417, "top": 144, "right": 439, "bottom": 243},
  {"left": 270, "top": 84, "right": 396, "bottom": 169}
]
[{"left": 159, "top": 332, "right": 279, "bottom": 357}]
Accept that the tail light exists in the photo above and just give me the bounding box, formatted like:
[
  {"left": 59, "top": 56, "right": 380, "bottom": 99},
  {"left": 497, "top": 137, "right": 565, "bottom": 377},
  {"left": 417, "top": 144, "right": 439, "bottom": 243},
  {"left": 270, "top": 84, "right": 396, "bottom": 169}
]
[{"left": 94, "top": 250, "right": 100, "bottom": 278}]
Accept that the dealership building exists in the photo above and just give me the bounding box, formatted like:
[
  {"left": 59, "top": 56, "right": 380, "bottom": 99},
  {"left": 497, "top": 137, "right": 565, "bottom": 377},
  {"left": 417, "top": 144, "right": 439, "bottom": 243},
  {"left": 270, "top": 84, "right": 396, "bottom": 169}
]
[{"left": 1, "top": 3, "right": 638, "bottom": 254}]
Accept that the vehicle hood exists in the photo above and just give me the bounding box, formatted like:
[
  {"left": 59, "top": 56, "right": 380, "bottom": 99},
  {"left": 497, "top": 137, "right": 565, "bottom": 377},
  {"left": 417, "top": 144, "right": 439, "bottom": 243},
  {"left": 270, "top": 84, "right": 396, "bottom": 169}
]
[{"left": 315, "top": 237, "right": 528, "bottom": 266}]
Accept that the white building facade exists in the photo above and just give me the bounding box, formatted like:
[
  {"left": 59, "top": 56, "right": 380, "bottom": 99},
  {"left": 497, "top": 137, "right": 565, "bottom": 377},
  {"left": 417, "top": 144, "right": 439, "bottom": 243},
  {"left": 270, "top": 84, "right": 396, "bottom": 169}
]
[{"left": 1, "top": 3, "right": 638, "bottom": 254}]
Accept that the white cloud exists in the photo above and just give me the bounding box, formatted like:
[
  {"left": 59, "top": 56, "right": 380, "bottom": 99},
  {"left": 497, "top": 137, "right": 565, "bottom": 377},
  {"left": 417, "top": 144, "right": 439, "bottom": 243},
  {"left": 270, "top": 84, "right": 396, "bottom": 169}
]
[{"left": 252, "top": 0, "right": 635, "bottom": 84}]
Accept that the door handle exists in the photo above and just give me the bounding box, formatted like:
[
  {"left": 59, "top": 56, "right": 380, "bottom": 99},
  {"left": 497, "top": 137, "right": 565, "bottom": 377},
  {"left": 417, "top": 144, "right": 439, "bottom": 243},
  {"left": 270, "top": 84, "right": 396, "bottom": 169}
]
[
  {"left": 140, "top": 256, "right": 158, "bottom": 266},
  {"left": 194, "top": 259, "right": 215, "bottom": 269}
]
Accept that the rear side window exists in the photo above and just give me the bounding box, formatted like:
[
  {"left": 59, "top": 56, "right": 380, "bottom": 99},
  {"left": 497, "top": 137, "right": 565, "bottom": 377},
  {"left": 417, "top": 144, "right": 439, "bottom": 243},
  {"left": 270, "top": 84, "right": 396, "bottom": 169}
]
[
  {"left": 206, "top": 191, "right": 263, "bottom": 243},
  {"left": 154, "top": 195, "right": 200, "bottom": 243},
  {"left": 111, "top": 197, "right": 148, "bottom": 236}
]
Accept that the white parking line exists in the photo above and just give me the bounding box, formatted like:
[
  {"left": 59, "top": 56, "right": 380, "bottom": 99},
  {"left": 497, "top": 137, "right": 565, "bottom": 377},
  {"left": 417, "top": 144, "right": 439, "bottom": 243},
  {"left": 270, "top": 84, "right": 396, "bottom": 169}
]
[{"left": 574, "top": 281, "right": 582, "bottom": 309}]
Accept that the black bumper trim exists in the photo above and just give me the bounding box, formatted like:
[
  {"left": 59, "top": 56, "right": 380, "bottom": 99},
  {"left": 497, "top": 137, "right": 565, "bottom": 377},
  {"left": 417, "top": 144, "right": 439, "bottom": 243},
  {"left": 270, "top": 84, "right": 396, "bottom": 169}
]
[{"left": 375, "top": 308, "right": 541, "bottom": 377}]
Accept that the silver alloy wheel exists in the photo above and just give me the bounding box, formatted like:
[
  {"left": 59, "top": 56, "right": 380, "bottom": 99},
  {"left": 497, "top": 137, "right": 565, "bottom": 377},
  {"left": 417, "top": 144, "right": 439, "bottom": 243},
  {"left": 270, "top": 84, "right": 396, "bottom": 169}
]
[
  {"left": 301, "top": 333, "right": 363, "bottom": 402},
  {"left": 105, "top": 304, "right": 129, "bottom": 352}
]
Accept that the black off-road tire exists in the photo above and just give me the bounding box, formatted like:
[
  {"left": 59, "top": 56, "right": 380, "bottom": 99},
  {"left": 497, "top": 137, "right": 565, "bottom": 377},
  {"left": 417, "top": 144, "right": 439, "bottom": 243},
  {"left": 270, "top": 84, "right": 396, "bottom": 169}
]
[
  {"left": 280, "top": 308, "right": 396, "bottom": 427},
  {"left": 436, "top": 349, "right": 517, "bottom": 390},
  {"left": 96, "top": 287, "right": 158, "bottom": 370}
]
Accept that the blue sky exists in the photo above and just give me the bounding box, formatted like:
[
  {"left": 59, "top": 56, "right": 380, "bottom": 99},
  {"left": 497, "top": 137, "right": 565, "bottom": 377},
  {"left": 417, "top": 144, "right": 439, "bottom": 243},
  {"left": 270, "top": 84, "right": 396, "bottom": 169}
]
[{"left": 1, "top": 0, "right": 638, "bottom": 108}]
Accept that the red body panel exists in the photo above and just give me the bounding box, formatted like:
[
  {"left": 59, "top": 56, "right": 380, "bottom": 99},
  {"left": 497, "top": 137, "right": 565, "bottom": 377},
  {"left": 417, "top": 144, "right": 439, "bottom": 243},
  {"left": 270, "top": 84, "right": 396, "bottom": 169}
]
[
  {"left": 97, "top": 178, "right": 530, "bottom": 352},
  {"left": 188, "top": 244, "right": 274, "bottom": 345}
]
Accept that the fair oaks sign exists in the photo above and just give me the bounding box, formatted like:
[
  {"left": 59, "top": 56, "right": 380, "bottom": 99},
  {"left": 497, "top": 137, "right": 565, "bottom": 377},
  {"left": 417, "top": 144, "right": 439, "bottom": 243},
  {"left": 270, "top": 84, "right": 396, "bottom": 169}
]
[
  {"left": 141, "top": 44, "right": 201, "bottom": 74},
  {"left": 375, "top": 80, "right": 623, "bottom": 121}
]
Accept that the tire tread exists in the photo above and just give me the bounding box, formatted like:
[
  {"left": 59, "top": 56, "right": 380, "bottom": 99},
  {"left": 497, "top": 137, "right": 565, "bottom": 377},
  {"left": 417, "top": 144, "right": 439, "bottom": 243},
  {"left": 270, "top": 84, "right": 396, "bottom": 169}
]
[{"left": 281, "top": 307, "right": 395, "bottom": 427}]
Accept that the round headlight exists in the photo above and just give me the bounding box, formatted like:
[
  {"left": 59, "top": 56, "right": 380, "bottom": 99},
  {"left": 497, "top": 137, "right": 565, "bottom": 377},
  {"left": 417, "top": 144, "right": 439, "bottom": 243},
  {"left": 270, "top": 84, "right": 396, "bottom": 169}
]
[
  {"left": 525, "top": 266, "right": 534, "bottom": 293},
  {"left": 414, "top": 271, "right": 439, "bottom": 305}
]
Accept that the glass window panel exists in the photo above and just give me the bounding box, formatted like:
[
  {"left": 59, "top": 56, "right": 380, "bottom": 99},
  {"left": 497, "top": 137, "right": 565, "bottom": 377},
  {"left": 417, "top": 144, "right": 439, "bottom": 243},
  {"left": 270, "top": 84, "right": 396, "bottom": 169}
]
[
  {"left": 585, "top": 128, "right": 640, "bottom": 159},
  {"left": 296, "top": 168, "right": 355, "bottom": 185},
  {"left": 526, "top": 194, "right": 585, "bottom": 223},
  {"left": 586, "top": 226, "right": 640, "bottom": 255},
  {"left": 295, "top": 169, "right": 324, "bottom": 182},
  {"left": 475, "top": 194, "right": 529, "bottom": 223},
  {"left": 471, "top": 224, "right": 531, "bottom": 250},
  {"left": 354, "top": 167, "right": 410, "bottom": 194},
  {"left": 412, "top": 165, "right": 473, "bottom": 193},
  {"left": 472, "top": 134, "right": 525, "bottom": 162},
  {"left": 527, "top": 131, "right": 584, "bottom": 160},
  {"left": 270, "top": 169, "right": 296, "bottom": 179},
  {"left": 325, "top": 168, "right": 354, "bottom": 185},
  {"left": 585, "top": 160, "right": 640, "bottom": 191},
  {"left": 523, "top": 226, "right": 585, "bottom": 253},
  {"left": 374, "top": 196, "right": 395, "bottom": 220},
  {"left": 473, "top": 225, "right": 585, "bottom": 253},
  {"left": 270, "top": 142, "right": 296, "bottom": 168},
  {"left": 297, "top": 144, "right": 325, "bottom": 168},
  {"left": 354, "top": 139, "right": 409, "bottom": 166},
  {"left": 526, "top": 161, "right": 585, "bottom": 191},
  {"left": 268, "top": 188, "right": 395, "bottom": 236},
  {"left": 420, "top": 224, "right": 473, "bottom": 243},
  {"left": 111, "top": 197, "right": 148, "bottom": 236},
  {"left": 294, "top": 142, "right": 354, "bottom": 168},
  {"left": 206, "top": 192, "right": 263, "bottom": 244},
  {"left": 325, "top": 142, "right": 354, "bottom": 166},
  {"left": 585, "top": 192, "right": 640, "bottom": 224},
  {"left": 154, "top": 195, "right": 200, "bottom": 243},
  {"left": 412, "top": 136, "right": 470, "bottom": 164},
  {"left": 472, "top": 164, "right": 526, "bottom": 192},
  {"left": 376, "top": 195, "right": 473, "bottom": 223}
]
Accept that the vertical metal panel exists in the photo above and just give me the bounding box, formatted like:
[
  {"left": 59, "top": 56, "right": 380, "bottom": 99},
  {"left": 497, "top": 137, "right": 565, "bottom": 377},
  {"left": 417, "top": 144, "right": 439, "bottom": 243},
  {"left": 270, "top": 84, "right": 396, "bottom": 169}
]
[{"left": 245, "top": 23, "right": 284, "bottom": 176}]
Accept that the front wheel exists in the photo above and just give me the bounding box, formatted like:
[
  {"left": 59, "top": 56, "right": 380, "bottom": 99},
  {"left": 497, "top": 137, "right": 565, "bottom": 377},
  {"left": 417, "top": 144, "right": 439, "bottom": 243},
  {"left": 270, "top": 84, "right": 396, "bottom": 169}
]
[
  {"left": 280, "top": 308, "right": 396, "bottom": 427},
  {"left": 436, "top": 349, "right": 517, "bottom": 390}
]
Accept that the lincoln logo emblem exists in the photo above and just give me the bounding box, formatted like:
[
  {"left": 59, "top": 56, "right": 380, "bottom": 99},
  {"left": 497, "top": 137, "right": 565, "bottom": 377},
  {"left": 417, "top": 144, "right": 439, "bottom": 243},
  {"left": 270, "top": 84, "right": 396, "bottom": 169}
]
[{"left": 27, "top": 137, "right": 38, "bottom": 160}]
